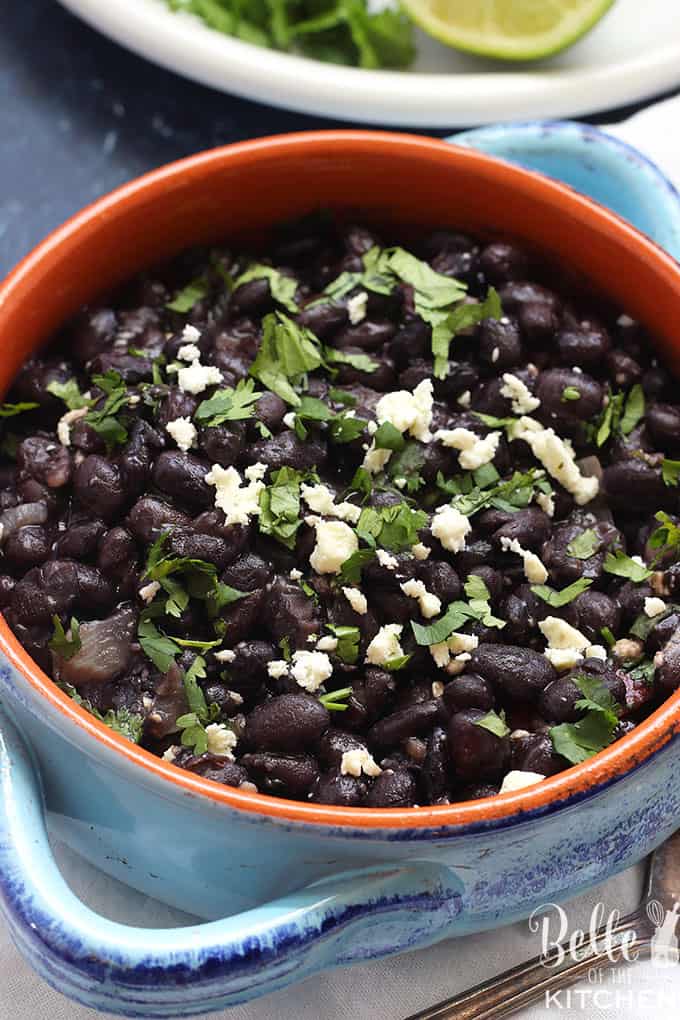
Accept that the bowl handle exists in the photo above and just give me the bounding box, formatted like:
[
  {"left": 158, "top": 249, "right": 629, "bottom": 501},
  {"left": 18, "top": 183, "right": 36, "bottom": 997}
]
[{"left": 0, "top": 704, "right": 463, "bottom": 1017}]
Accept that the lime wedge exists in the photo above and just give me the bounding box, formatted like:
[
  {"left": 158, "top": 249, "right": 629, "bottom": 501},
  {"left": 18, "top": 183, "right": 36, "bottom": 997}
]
[{"left": 401, "top": 0, "right": 615, "bottom": 61}]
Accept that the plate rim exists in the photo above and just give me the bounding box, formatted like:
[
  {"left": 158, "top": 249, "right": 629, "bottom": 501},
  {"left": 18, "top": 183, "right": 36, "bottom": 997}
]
[{"left": 57, "top": 0, "right": 680, "bottom": 126}]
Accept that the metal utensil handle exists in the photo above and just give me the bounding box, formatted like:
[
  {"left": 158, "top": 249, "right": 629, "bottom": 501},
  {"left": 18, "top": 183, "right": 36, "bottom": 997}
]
[{"left": 407, "top": 922, "right": 650, "bottom": 1020}]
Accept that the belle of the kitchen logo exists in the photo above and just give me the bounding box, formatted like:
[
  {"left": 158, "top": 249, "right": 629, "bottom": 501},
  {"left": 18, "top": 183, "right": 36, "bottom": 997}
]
[{"left": 530, "top": 900, "right": 680, "bottom": 967}]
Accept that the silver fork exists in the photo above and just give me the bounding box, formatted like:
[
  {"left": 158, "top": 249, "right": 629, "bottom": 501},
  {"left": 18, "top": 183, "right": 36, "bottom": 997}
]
[{"left": 406, "top": 828, "right": 680, "bottom": 1020}]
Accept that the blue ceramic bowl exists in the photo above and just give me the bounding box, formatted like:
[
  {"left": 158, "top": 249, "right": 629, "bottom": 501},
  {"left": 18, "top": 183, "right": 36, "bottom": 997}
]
[{"left": 1, "top": 128, "right": 680, "bottom": 1019}]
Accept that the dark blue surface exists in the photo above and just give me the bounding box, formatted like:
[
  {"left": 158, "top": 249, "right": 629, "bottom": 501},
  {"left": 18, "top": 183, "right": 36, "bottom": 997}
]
[{"left": 1, "top": 1, "right": 678, "bottom": 280}]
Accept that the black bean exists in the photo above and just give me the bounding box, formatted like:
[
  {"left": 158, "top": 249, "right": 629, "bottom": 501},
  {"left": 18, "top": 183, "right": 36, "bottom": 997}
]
[
  {"left": 343, "top": 669, "right": 396, "bottom": 730},
  {"left": 152, "top": 451, "right": 213, "bottom": 510},
  {"left": 90, "top": 352, "right": 152, "bottom": 384},
  {"left": 179, "top": 754, "right": 249, "bottom": 788},
  {"left": 221, "top": 552, "right": 273, "bottom": 592},
  {"left": 556, "top": 326, "right": 611, "bottom": 366},
  {"left": 606, "top": 350, "right": 642, "bottom": 389},
  {"left": 313, "top": 769, "right": 367, "bottom": 806},
  {"left": 241, "top": 752, "right": 319, "bottom": 798},
  {"left": 603, "top": 460, "right": 668, "bottom": 512},
  {"left": 457, "top": 782, "right": 500, "bottom": 801},
  {"left": 442, "top": 674, "right": 495, "bottom": 714},
  {"left": 228, "top": 640, "right": 278, "bottom": 692},
  {"left": 245, "top": 693, "right": 329, "bottom": 752},
  {"left": 479, "top": 243, "right": 529, "bottom": 284},
  {"left": 199, "top": 423, "right": 246, "bottom": 468},
  {"left": 97, "top": 526, "right": 136, "bottom": 574},
  {"left": 54, "top": 518, "right": 106, "bottom": 560},
  {"left": 316, "top": 729, "right": 367, "bottom": 769},
  {"left": 167, "top": 526, "right": 234, "bottom": 570},
  {"left": 511, "top": 732, "right": 567, "bottom": 776},
  {"left": 646, "top": 403, "right": 680, "bottom": 454},
  {"left": 448, "top": 708, "right": 511, "bottom": 780},
  {"left": 332, "top": 319, "right": 396, "bottom": 351},
  {"left": 334, "top": 352, "right": 396, "bottom": 391},
  {"left": 415, "top": 560, "right": 461, "bottom": 603},
  {"left": 70, "top": 308, "right": 118, "bottom": 364},
  {"left": 219, "top": 589, "right": 265, "bottom": 646},
  {"left": 564, "top": 590, "right": 621, "bottom": 643},
  {"left": 265, "top": 576, "right": 321, "bottom": 650},
  {"left": 248, "top": 431, "right": 327, "bottom": 473},
  {"left": 368, "top": 700, "right": 442, "bottom": 747},
  {"left": 17, "top": 436, "right": 71, "bottom": 489},
  {"left": 468, "top": 565, "right": 503, "bottom": 603},
  {"left": 365, "top": 768, "right": 417, "bottom": 808},
  {"left": 479, "top": 317, "right": 523, "bottom": 370},
  {"left": 470, "top": 643, "right": 557, "bottom": 701},
  {"left": 74, "top": 455, "right": 127, "bottom": 521},
  {"left": 126, "top": 497, "right": 191, "bottom": 543},
  {"left": 388, "top": 319, "right": 430, "bottom": 368},
  {"left": 0, "top": 575, "right": 15, "bottom": 610},
  {"left": 656, "top": 638, "right": 680, "bottom": 695},
  {"left": 297, "top": 302, "right": 349, "bottom": 339},
  {"left": 4, "top": 526, "right": 51, "bottom": 571},
  {"left": 253, "top": 392, "right": 287, "bottom": 432},
  {"left": 536, "top": 368, "right": 603, "bottom": 432},
  {"left": 419, "top": 726, "right": 450, "bottom": 804},
  {"left": 493, "top": 507, "right": 552, "bottom": 551},
  {"left": 158, "top": 388, "right": 198, "bottom": 428}
]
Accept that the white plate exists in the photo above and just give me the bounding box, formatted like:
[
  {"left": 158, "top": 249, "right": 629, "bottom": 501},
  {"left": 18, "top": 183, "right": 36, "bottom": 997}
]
[{"left": 58, "top": 0, "right": 680, "bottom": 127}]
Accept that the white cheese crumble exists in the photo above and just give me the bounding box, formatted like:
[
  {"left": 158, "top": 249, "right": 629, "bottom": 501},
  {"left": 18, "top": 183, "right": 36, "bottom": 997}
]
[
  {"left": 376, "top": 549, "right": 398, "bottom": 570},
  {"left": 539, "top": 615, "right": 590, "bottom": 671},
  {"left": 162, "top": 746, "right": 179, "bottom": 763},
  {"left": 175, "top": 341, "right": 223, "bottom": 395},
  {"left": 340, "top": 747, "right": 382, "bottom": 778},
  {"left": 510, "top": 416, "right": 599, "bottom": 506},
  {"left": 289, "top": 568, "right": 303, "bottom": 581},
  {"left": 366, "top": 624, "right": 404, "bottom": 666},
  {"left": 291, "top": 650, "right": 333, "bottom": 692},
  {"left": 499, "top": 771, "right": 545, "bottom": 794},
  {"left": 500, "top": 536, "right": 548, "bottom": 584},
  {"left": 205, "top": 723, "right": 237, "bottom": 759},
  {"left": 435, "top": 427, "right": 501, "bottom": 470},
  {"left": 244, "top": 462, "right": 267, "bottom": 482},
  {"left": 431, "top": 504, "right": 471, "bottom": 553},
  {"left": 644, "top": 596, "right": 666, "bottom": 618},
  {"left": 400, "top": 578, "right": 441, "bottom": 619},
  {"left": 214, "top": 649, "right": 236, "bottom": 663},
  {"left": 57, "top": 407, "right": 88, "bottom": 447},
  {"left": 431, "top": 680, "right": 445, "bottom": 698},
  {"left": 316, "top": 635, "right": 338, "bottom": 652},
  {"left": 301, "top": 483, "right": 361, "bottom": 524},
  {"left": 181, "top": 324, "right": 201, "bottom": 345},
  {"left": 166, "top": 416, "right": 197, "bottom": 453},
  {"left": 491, "top": 347, "right": 500, "bottom": 363},
  {"left": 500, "top": 373, "right": 541, "bottom": 414},
  {"left": 205, "top": 465, "right": 264, "bottom": 526},
  {"left": 457, "top": 390, "right": 472, "bottom": 408},
  {"left": 586, "top": 644, "right": 607, "bottom": 661},
  {"left": 138, "top": 581, "right": 161, "bottom": 604},
  {"left": 430, "top": 632, "right": 478, "bottom": 673},
  {"left": 536, "top": 491, "right": 555, "bottom": 517},
  {"left": 347, "top": 291, "right": 368, "bottom": 325},
  {"left": 412, "top": 542, "right": 431, "bottom": 560},
  {"left": 267, "top": 660, "right": 289, "bottom": 679},
  {"left": 306, "top": 517, "right": 358, "bottom": 575},
  {"left": 342, "top": 586, "right": 368, "bottom": 615},
  {"left": 283, "top": 412, "right": 296, "bottom": 429},
  {"left": 362, "top": 444, "right": 393, "bottom": 474},
  {"left": 375, "top": 378, "right": 434, "bottom": 443}
]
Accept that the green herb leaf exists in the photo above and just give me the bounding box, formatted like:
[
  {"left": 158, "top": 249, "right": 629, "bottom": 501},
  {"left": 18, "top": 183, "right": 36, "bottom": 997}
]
[
  {"left": 572, "top": 673, "right": 620, "bottom": 723},
  {"left": 600, "top": 626, "right": 616, "bottom": 648},
  {"left": 411, "top": 603, "right": 471, "bottom": 646},
  {"left": 337, "top": 548, "right": 375, "bottom": 585},
  {"left": 101, "top": 707, "right": 144, "bottom": 744},
  {"left": 357, "top": 502, "right": 428, "bottom": 553},
  {"left": 85, "top": 370, "right": 130, "bottom": 448},
  {"left": 327, "top": 625, "right": 360, "bottom": 665},
  {"left": 384, "top": 654, "right": 412, "bottom": 672},
  {"left": 561, "top": 386, "right": 581, "bottom": 402},
  {"left": 258, "top": 465, "right": 304, "bottom": 549},
  {"left": 167, "top": 277, "right": 207, "bottom": 313},
  {"left": 250, "top": 312, "right": 324, "bottom": 406},
  {"left": 328, "top": 412, "right": 367, "bottom": 444},
  {"left": 137, "top": 617, "right": 180, "bottom": 673},
  {"left": 603, "top": 551, "right": 652, "bottom": 583},
  {"left": 550, "top": 710, "right": 618, "bottom": 765},
  {"left": 474, "top": 710, "right": 510, "bottom": 739},
  {"left": 431, "top": 287, "right": 502, "bottom": 379},
  {"left": 620, "top": 383, "right": 645, "bottom": 435},
  {"left": 0, "top": 401, "right": 39, "bottom": 418},
  {"left": 324, "top": 347, "right": 378, "bottom": 374},
  {"left": 464, "top": 574, "right": 490, "bottom": 602},
  {"left": 662, "top": 458, "right": 680, "bottom": 488},
  {"left": 531, "top": 578, "right": 593, "bottom": 607},
  {"left": 232, "top": 264, "right": 299, "bottom": 313},
  {"left": 566, "top": 529, "right": 601, "bottom": 561},
  {"left": 650, "top": 511, "right": 680, "bottom": 555},
  {"left": 49, "top": 615, "right": 81, "bottom": 660},
  {"left": 318, "top": 687, "right": 353, "bottom": 712},
  {"left": 373, "top": 421, "right": 405, "bottom": 452},
  {"left": 194, "top": 379, "right": 262, "bottom": 426},
  {"left": 386, "top": 440, "right": 427, "bottom": 493},
  {"left": 46, "top": 379, "right": 90, "bottom": 410},
  {"left": 472, "top": 412, "right": 518, "bottom": 429}
]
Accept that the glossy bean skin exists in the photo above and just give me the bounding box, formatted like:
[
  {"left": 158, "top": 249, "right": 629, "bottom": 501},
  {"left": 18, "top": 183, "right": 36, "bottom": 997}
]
[
  {"left": 312, "top": 769, "right": 367, "bottom": 806},
  {"left": 241, "top": 752, "right": 320, "bottom": 798},
  {"left": 448, "top": 709, "right": 511, "bottom": 781},
  {"left": 470, "top": 644, "right": 557, "bottom": 701},
  {"left": 442, "top": 674, "right": 495, "bottom": 714},
  {"left": 367, "top": 700, "right": 443, "bottom": 747},
  {"left": 244, "top": 694, "right": 330, "bottom": 752},
  {"left": 152, "top": 452, "right": 213, "bottom": 511},
  {"left": 365, "top": 768, "right": 417, "bottom": 808}
]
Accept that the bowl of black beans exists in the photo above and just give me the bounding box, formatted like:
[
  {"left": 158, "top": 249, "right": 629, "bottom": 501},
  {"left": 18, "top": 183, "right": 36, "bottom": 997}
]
[{"left": 2, "top": 132, "right": 680, "bottom": 1014}]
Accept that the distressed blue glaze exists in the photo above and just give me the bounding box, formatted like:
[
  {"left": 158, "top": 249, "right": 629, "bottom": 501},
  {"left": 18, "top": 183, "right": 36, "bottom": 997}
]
[
  {"left": 449, "top": 120, "right": 680, "bottom": 261},
  {"left": 2, "top": 125, "right": 680, "bottom": 1015}
]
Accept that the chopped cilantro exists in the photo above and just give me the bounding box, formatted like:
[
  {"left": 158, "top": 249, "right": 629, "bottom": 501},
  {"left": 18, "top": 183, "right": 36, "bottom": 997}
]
[
  {"left": 137, "top": 616, "right": 181, "bottom": 673},
  {"left": 49, "top": 615, "right": 81, "bottom": 660},
  {"left": 603, "top": 551, "right": 652, "bottom": 583},
  {"left": 474, "top": 710, "right": 510, "bottom": 739},
  {"left": 232, "top": 264, "right": 299, "bottom": 313},
  {"left": 410, "top": 603, "right": 473, "bottom": 646},
  {"left": 101, "top": 707, "right": 144, "bottom": 744},
  {"left": 345, "top": 466, "right": 373, "bottom": 502},
  {"left": 356, "top": 502, "right": 427, "bottom": 553},
  {"left": 328, "top": 412, "right": 367, "bottom": 444},
  {"left": 46, "top": 379, "right": 90, "bottom": 410},
  {"left": 250, "top": 312, "right": 324, "bottom": 405},
  {"left": 662, "top": 458, "right": 680, "bottom": 488},
  {"left": 258, "top": 466, "right": 304, "bottom": 549},
  {"left": 373, "top": 421, "right": 405, "bottom": 452},
  {"left": 384, "top": 654, "right": 412, "bottom": 672},
  {"left": 337, "top": 547, "right": 376, "bottom": 585},
  {"left": 589, "top": 384, "right": 644, "bottom": 447},
  {"left": 289, "top": 395, "right": 333, "bottom": 440},
  {"left": 324, "top": 347, "right": 378, "bottom": 374},
  {"left": 0, "top": 401, "right": 39, "bottom": 418},
  {"left": 600, "top": 626, "right": 616, "bottom": 648},
  {"left": 531, "top": 578, "right": 593, "bottom": 607},
  {"left": 142, "top": 532, "right": 222, "bottom": 618},
  {"left": 464, "top": 575, "right": 491, "bottom": 602},
  {"left": 327, "top": 625, "right": 360, "bottom": 665},
  {"left": 194, "top": 379, "right": 262, "bottom": 427},
  {"left": 619, "top": 384, "right": 645, "bottom": 435},
  {"left": 329, "top": 387, "right": 357, "bottom": 407},
  {"left": 550, "top": 674, "right": 619, "bottom": 764},
  {"left": 85, "top": 370, "right": 130, "bottom": 448},
  {"left": 650, "top": 511, "right": 680, "bottom": 556},
  {"left": 176, "top": 655, "right": 223, "bottom": 754},
  {"left": 167, "top": 276, "right": 207, "bottom": 313},
  {"left": 567, "top": 529, "right": 601, "bottom": 561},
  {"left": 561, "top": 386, "right": 581, "bottom": 402},
  {"left": 386, "top": 440, "right": 426, "bottom": 493},
  {"left": 473, "top": 413, "right": 518, "bottom": 429}
]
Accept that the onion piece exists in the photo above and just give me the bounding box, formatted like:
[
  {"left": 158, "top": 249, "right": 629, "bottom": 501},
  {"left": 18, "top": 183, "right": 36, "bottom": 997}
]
[
  {"left": 145, "top": 663, "right": 188, "bottom": 739},
  {"left": 0, "top": 502, "right": 48, "bottom": 543},
  {"left": 57, "top": 607, "right": 136, "bottom": 688}
]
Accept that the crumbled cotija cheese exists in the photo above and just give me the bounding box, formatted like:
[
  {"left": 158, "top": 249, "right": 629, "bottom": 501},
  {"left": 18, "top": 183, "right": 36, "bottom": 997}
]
[
  {"left": 362, "top": 444, "right": 393, "bottom": 474},
  {"left": 511, "top": 416, "right": 598, "bottom": 505},
  {"left": 500, "top": 536, "right": 548, "bottom": 584},
  {"left": 435, "top": 427, "right": 501, "bottom": 470},
  {"left": 301, "top": 483, "right": 361, "bottom": 523},
  {"left": 166, "top": 416, "right": 197, "bottom": 452},
  {"left": 138, "top": 581, "right": 161, "bottom": 604},
  {"left": 214, "top": 649, "right": 236, "bottom": 663},
  {"left": 347, "top": 291, "right": 368, "bottom": 325},
  {"left": 244, "top": 462, "right": 267, "bottom": 482},
  {"left": 376, "top": 549, "right": 398, "bottom": 570},
  {"left": 500, "top": 373, "right": 541, "bottom": 414},
  {"left": 457, "top": 390, "right": 471, "bottom": 408},
  {"left": 267, "top": 660, "right": 290, "bottom": 679},
  {"left": 57, "top": 407, "right": 88, "bottom": 447},
  {"left": 316, "top": 635, "right": 338, "bottom": 652},
  {"left": 431, "top": 504, "right": 471, "bottom": 553},
  {"left": 539, "top": 615, "right": 591, "bottom": 671},
  {"left": 499, "top": 771, "right": 545, "bottom": 794},
  {"left": 205, "top": 723, "right": 238, "bottom": 759},
  {"left": 375, "top": 378, "right": 434, "bottom": 442},
  {"left": 644, "top": 596, "right": 666, "bottom": 618},
  {"left": 366, "top": 624, "right": 404, "bottom": 666},
  {"left": 289, "top": 568, "right": 303, "bottom": 581},
  {"left": 306, "top": 517, "right": 358, "bottom": 575},
  {"left": 342, "top": 586, "right": 368, "bottom": 615},
  {"left": 340, "top": 748, "right": 382, "bottom": 778},
  {"left": 291, "top": 650, "right": 333, "bottom": 692},
  {"left": 430, "top": 632, "right": 478, "bottom": 672},
  {"left": 400, "top": 578, "right": 441, "bottom": 619},
  {"left": 411, "top": 542, "right": 431, "bottom": 560},
  {"left": 205, "top": 465, "right": 264, "bottom": 525},
  {"left": 175, "top": 339, "right": 223, "bottom": 395},
  {"left": 535, "top": 491, "right": 555, "bottom": 517}
]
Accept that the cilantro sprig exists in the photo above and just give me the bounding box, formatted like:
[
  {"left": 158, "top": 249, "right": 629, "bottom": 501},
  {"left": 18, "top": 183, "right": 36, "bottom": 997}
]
[
  {"left": 531, "top": 578, "right": 592, "bottom": 607},
  {"left": 194, "top": 379, "right": 262, "bottom": 427},
  {"left": 49, "top": 615, "right": 82, "bottom": 660},
  {"left": 550, "top": 674, "right": 619, "bottom": 765}
]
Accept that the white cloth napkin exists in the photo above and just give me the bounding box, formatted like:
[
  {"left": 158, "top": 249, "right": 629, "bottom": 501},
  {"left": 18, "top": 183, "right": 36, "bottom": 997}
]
[{"left": 3, "top": 96, "right": 680, "bottom": 1020}]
